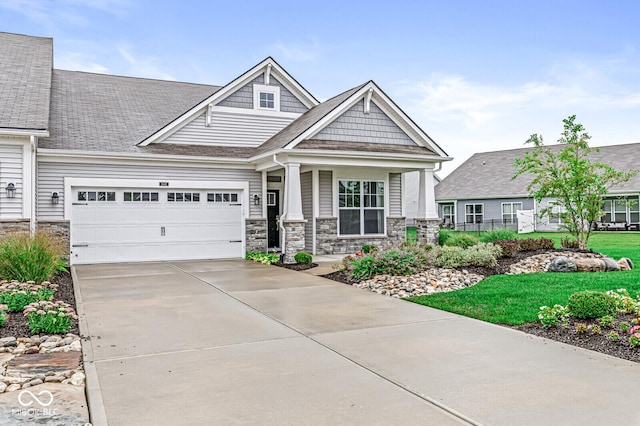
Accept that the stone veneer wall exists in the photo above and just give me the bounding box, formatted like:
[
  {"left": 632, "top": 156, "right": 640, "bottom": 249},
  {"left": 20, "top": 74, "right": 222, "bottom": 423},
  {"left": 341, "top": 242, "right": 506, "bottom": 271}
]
[
  {"left": 245, "top": 218, "right": 267, "bottom": 253},
  {"left": 283, "top": 220, "right": 306, "bottom": 263},
  {"left": 37, "top": 221, "right": 71, "bottom": 253},
  {"left": 315, "top": 217, "right": 406, "bottom": 255},
  {"left": 415, "top": 218, "right": 440, "bottom": 246},
  {"left": 0, "top": 220, "right": 30, "bottom": 238}
]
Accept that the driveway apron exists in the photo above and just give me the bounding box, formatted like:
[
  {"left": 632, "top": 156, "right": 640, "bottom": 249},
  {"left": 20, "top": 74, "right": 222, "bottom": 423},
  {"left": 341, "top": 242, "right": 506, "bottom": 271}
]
[{"left": 76, "top": 260, "right": 640, "bottom": 426}]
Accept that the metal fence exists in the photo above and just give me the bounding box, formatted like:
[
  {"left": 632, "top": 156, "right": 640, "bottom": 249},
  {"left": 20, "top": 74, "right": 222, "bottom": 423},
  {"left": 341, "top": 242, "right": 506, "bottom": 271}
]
[{"left": 446, "top": 219, "right": 519, "bottom": 233}]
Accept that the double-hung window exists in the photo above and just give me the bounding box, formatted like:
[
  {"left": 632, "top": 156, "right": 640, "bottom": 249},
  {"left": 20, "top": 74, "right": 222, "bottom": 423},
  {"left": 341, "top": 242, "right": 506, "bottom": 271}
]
[
  {"left": 338, "top": 180, "right": 384, "bottom": 235},
  {"left": 442, "top": 203, "right": 455, "bottom": 225},
  {"left": 465, "top": 203, "right": 483, "bottom": 224},
  {"left": 502, "top": 202, "right": 522, "bottom": 224}
]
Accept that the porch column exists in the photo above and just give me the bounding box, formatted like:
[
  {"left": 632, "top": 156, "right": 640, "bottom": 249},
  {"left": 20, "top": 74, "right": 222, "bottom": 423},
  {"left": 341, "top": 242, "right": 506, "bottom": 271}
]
[
  {"left": 417, "top": 169, "right": 437, "bottom": 219},
  {"left": 284, "top": 163, "right": 304, "bottom": 220}
]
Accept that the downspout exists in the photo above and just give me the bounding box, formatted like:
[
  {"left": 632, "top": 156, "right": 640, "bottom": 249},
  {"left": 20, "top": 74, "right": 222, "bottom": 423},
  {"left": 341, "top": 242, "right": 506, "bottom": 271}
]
[
  {"left": 272, "top": 154, "right": 287, "bottom": 253},
  {"left": 30, "top": 136, "right": 36, "bottom": 236}
]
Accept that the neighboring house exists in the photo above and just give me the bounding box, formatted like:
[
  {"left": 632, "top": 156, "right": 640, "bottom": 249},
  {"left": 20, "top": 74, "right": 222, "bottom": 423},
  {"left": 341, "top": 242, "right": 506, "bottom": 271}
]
[
  {"left": 435, "top": 144, "right": 640, "bottom": 232},
  {"left": 0, "top": 32, "right": 450, "bottom": 265}
]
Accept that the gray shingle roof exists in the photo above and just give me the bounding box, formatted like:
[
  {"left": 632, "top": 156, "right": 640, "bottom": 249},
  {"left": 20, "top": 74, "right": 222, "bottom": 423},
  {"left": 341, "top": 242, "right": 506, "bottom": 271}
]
[
  {"left": 254, "top": 83, "right": 367, "bottom": 155},
  {"left": 296, "top": 139, "right": 437, "bottom": 156},
  {"left": 435, "top": 143, "right": 640, "bottom": 200},
  {"left": 0, "top": 32, "right": 52, "bottom": 131},
  {"left": 39, "top": 70, "right": 221, "bottom": 152}
]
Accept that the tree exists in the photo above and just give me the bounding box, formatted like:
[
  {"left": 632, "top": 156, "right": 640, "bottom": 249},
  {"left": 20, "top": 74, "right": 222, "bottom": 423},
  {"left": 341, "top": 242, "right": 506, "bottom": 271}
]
[{"left": 513, "top": 115, "right": 638, "bottom": 249}]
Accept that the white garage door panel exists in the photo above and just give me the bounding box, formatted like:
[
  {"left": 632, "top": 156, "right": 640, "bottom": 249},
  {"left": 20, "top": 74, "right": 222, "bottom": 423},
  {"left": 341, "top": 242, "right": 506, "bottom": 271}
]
[{"left": 70, "top": 188, "right": 244, "bottom": 264}]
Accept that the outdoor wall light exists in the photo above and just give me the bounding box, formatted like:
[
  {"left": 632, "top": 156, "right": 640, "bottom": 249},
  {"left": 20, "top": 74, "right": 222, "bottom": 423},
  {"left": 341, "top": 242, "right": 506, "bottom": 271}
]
[
  {"left": 5, "top": 183, "right": 15, "bottom": 198},
  {"left": 253, "top": 194, "right": 261, "bottom": 205},
  {"left": 51, "top": 192, "right": 60, "bottom": 204}
]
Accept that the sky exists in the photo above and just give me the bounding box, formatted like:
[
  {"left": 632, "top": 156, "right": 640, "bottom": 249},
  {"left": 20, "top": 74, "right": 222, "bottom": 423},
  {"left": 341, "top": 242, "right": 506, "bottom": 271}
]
[{"left": 2, "top": 0, "right": 640, "bottom": 176}]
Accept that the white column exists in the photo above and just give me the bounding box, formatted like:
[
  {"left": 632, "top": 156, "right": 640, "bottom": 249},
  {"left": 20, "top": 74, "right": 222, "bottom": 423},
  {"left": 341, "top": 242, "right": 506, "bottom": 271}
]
[
  {"left": 417, "top": 169, "right": 438, "bottom": 219},
  {"left": 284, "top": 163, "right": 304, "bottom": 221}
]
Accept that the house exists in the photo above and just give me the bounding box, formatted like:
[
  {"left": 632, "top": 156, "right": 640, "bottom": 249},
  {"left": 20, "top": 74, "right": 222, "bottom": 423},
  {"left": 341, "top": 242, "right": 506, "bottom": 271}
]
[
  {"left": 0, "top": 32, "right": 450, "bottom": 265},
  {"left": 434, "top": 143, "right": 640, "bottom": 231}
]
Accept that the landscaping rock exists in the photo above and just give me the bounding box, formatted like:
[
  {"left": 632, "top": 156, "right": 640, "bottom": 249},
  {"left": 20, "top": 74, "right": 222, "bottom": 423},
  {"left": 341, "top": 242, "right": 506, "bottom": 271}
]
[
  {"left": 574, "top": 258, "right": 606, "bottom": 272},
  {"left": 602, "top": 257, "right": 621, "bottom": 272},
  {"left": 0, "top": 337, "right": 17, "bottom": 347},
  {"left": 618, "top": 259, "right": 631, "bottom": 271},
  {"left": 0, "top": 382, "right": 6, "bottom": 393},
  {"left": 70, "top": 371, "right": 85, "bottom": 386},
  {"left": 620, "top": 257, "right": 634, "bottom": 270},
  {"left": 547, "top": 256, "right": 578, "bottom": 273},
  {"left": 5, "top": 384, "right": 20, "bottom": 392}
]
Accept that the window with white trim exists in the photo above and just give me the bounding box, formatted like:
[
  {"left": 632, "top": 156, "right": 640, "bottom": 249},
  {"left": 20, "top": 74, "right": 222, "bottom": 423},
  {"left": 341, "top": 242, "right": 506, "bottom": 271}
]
[
  {"left": 338, "top": 180, "right": 384, "bottom": 235},
  {"left": 548, "top": 201, "right": 564, "bottom": 224},
  {"left": 167, "top": 192, "right": 200, "bottom": 202},
  {"left": 206, "top": 193, "right": 238, "bottom": 203},
  {"left": 78, "top": 191, "right": 116, "bottom": 202},
  {"left": 465, "top": 203, "right": 483, "bottom": 224},
  {"left": 442, "top": 203, "right": 455, "bottom": 226},
  {"left": 253, "top": 84, "right": 280, "bottom": 111},
  {"left": 501, "top": 202, "right": 522, "bottom": 224},
  {"left": 124, "top": 191, "right": 159, "bottom": 202}
]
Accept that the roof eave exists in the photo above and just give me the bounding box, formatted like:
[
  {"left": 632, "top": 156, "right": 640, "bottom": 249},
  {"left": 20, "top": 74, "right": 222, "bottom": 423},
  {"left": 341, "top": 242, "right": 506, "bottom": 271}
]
[{"left": 36, "top": 148, "right": 251, "bottom": 164}]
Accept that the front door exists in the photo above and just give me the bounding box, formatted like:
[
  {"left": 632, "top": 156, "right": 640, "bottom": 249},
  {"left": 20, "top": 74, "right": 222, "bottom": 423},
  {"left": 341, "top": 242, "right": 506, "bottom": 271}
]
[{"left": 267, "top": 190, "right": 280, "bottom": 249}]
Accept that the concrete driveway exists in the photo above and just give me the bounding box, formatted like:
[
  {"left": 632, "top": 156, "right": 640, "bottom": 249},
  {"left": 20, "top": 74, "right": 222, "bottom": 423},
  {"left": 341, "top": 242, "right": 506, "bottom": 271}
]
[{"left": 75, "top": 260, "right": 640, "bottom": 426}]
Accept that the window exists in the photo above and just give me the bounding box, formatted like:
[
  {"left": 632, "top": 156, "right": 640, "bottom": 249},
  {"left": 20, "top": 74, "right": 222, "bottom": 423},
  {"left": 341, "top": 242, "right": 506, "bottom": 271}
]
[
  {"left": 206, "top": 193, "right": 238, "bottom": 203},
  {"left": 465, "top": 204, "right": 483, "bottom": 224},
  {"left": 253, "top": 84, "right": 280, "bottom": 111},
  {"left": 266, "top": 192, "right": 276, "bottom": 206},
  {"left": 124, "top": 191, "right": 159, "bottom": 202},
  {"left": 168, "top": 192, "right": 200, "bottom": 202},
  {"left": 78, "top": 191, "right": 116, "bottom": 202},
  {"left": 442, "top": 204, "right": 455, "bottom": 226},
  {"left": 602, "top": 196, "right": 640, "bottom": 223},
  {"left": 502, "top": 202, "right": 522, "bottom": 224},
  {"left": 548, "top": 201, "right": 564, "bottom": 224},
  {"left": 338, "top": 180, "right": 384, "bottom": 235},
  {"left": 614, "top": 199, "right": 627, "bottom": 222}
]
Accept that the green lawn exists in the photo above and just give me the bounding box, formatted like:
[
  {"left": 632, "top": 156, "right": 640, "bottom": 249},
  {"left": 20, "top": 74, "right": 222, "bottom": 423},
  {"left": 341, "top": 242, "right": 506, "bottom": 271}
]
[{"left": 407, "top": 232, "right": 640, "bottom": 325}]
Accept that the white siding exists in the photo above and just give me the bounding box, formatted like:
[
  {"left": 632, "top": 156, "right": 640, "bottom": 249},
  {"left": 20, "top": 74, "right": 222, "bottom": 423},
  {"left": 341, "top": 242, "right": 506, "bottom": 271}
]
[
  {"left": 37, "top": 161, "right": 262, "bottom": 219},
  {"left": 319, "top": 170, "right": 332, "bottom": 216},
  {"left": 301, "top": 171, "right": 312, "bottom": 252},
  {"left": 0, "top": 144, "right": 23, "bottom": 218},
  {"left": 314, "top": 99, "right": 416, "bottom": 145},
  {"left": 389, "top": 173, "right": 402, "bottom": 216},
  {"left": 164, "top": 111, "right": 295, "bottom": 147}
]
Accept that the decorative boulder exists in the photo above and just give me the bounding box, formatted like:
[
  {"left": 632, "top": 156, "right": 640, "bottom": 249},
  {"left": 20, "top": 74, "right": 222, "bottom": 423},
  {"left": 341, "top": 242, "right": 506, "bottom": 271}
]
[
  {"left": 602, "top": 257, "right": 621, "bottom": 272},
  {"left": 574, "top": 258, "right": 607, "bottom": 272},
  {"left": 618, "top": 258, "right": 634, "bottom": 271},
  {"left": 548, "top": 256, "right": 577, "bottom": 273}
]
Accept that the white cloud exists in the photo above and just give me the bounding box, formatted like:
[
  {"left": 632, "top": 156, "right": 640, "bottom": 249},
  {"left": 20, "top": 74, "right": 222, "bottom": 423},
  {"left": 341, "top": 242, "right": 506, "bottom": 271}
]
[
  {"left": 118, "top": 44, "right": 176, "bottom": 80},
  {"left": 269, "top": 39, "right": 321, "bottom": 62},
  {"left": 56, "top": 51, "right": 109, "bottom": 74},
  {"left": 0, "top": 0, "right": 130, "bottom": 27}
]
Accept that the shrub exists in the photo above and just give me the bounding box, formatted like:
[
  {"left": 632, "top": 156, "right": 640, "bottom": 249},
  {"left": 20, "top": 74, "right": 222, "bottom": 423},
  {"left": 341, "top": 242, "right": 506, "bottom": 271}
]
[
  {"left": 598, "top": 315, "right": 615, "bottom": 328},
  {"left": 0, "top": 280, "right": 58, "bottom": 312},
  {"left": 0, "top": 304, "right": 7, "bottom": 327},
  {"left": 494, "top": 239, "right": 519, "bottom": 257},
  {"left": 620, "top": 321, "right": 631, "bottom": 332},
  {"left": 480, "top": 228, "right": 517, "bottom": 243},
  {"left": 629, "top": 333, "right": 640, "bottom": 348},
  {"left": 567, "top": 290, "right": 617, "bottom": 319},
  {"left": 0, "top": 232, "right": 67, "bottom": 284},
  {"left": 560, "top": 236, "right": 580, "bottom": 249},
  {"left": 574, "top": 322, "right": 588, "bottom": 334},
  {"left": 344, "top": 246, "right": 432, "bottom": 279},
  {"left": 591, "top": 324, "right": 602, "bottom": 335},
  {"left": 294, "top": 252, "right": 312, "bottom": 264},
  {"left": 245, "top": 252, "right": 279, "bottom": 265},
  {"left": 361, "top": 244, "right": 378, "bottom": 254},
  {"left": 443, "top": 233, "right": 478, "bottom": 249},
  {"left": 605, "top": 289, "right": 639, "bottom": 314},
  {"left": 433, "top": 243, "right": 500, "bottom": 268},
  {"left": 538, "top": 304, "right": 568, "bottom": 327},
  {"left": 347, "top": 254, "right": 378, "bottom": 279},
  {"left": 23, "top": 300, "right": 78, "bottom": 334},
  {"left": 608, "top": 331, "right": 620, "bottom": 341},
  {"left": 517, "top": 237, "right": 555, "bottom": 251},
  {"left": 438, "top": 228, "right": 453, "bottom": 246}
]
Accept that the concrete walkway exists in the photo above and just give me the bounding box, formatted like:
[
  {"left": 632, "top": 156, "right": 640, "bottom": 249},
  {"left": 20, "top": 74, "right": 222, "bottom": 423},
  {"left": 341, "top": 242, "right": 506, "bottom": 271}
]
[{"left": 74, "top": 260, "right": 640, "bottom": 425}]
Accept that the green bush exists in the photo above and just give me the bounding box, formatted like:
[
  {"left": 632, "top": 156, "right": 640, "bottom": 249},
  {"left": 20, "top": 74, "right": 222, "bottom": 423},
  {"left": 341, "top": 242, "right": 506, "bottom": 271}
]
[
  {"left": 245, "top": 252, "right": 280, "bottom": 265},
  {"left": 23, "top": 300, "right": 77, "bottom": 334},
  {"left": 480, "top": 228, "right": 517, "bottom": 243},
  {"left": 438, "top": 228, "right": 453, "bottom": 246},
  {"left": 294, "top": 251, "right": 312, "bottom": 264},
  {"left": 0, "top": 304, "right": 7, "bottom": 327},
  {"left": 0, "top": 232, "right": 67, "bottom": 283},
  {"left": 0, "top": 281, "right": 58, "bottom": 312},
  {"left": 443, "top": 233, "right": 478, "bottom": 249},
  {"left": 361, "top": 244, "right": 378, "bottom": 254},
  {"left": 344, "top": 245, "right": 432, "bottom": 279},
  {"left": 560, "top": 237, "right": 580, "bottom": 249},
  {"left": 518, "top": 237, "right": 555, "bottom": 251},
  {"left": 567, "top": 290, "right": 617, "bottom": 319},
  {"left": 433, "top": 243, "right": 500, "bottom": 268}
]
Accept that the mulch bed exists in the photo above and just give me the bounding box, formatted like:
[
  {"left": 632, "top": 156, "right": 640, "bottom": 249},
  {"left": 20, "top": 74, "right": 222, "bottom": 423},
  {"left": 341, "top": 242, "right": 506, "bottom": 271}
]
[
  {"left": 321, "top": 248, "right": 640, "bottom": 363},
  {"left": 0, "top": 271, "right": 79, "bottom": 339},
  {"left": 275, "top": 262, "right": 318, "bottom": 271}
]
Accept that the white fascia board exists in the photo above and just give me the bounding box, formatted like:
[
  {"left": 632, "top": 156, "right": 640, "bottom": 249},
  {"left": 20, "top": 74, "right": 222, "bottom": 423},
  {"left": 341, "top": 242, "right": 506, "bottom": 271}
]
[
  {"left": 36, "top": 149, "right": 253, "bottom": 169},
  {"left": 139, "top": 58, "right": 317, "bottom": 147},
  {"left": 0, "top": 129, "right": 49, "bottom": 137},
  {"left": 250, "top": 147, "right": 452, "bottom": 165}
]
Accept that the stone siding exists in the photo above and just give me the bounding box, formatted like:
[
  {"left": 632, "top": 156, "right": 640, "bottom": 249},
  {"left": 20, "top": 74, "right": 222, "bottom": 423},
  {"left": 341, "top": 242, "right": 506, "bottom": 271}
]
[
  {"left": 37, "top": 221, "right": 71, "bottom": 253},
  {"left": 0, "top": 220, "right": 30, "bottom": 239},
  {"left": 283, "top": 220, "right": 306, "bottom": 263},
  {"left": 415, "top": 218, "right": 441, "bottom": 246},
  {"left": 315, "top": 217, "right": 406, "bottom": 255},
  {"left": 245, "top": 218, "right": 267, "bottom": 253}
]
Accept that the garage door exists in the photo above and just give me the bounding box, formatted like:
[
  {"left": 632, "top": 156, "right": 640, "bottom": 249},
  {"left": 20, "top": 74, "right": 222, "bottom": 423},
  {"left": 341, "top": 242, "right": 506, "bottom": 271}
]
[{"left": 70, "top": 188, "right": 243, "bottom": 264}]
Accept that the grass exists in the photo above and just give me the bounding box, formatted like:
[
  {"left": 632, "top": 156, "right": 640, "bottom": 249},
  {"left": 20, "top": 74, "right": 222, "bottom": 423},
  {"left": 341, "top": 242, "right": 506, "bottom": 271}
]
[
  {"left": 406, "top": 226, "right": 417, "bottom": 242},
  {"left": 407, "top": 232, "right": 640, "bottom": 325}
]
